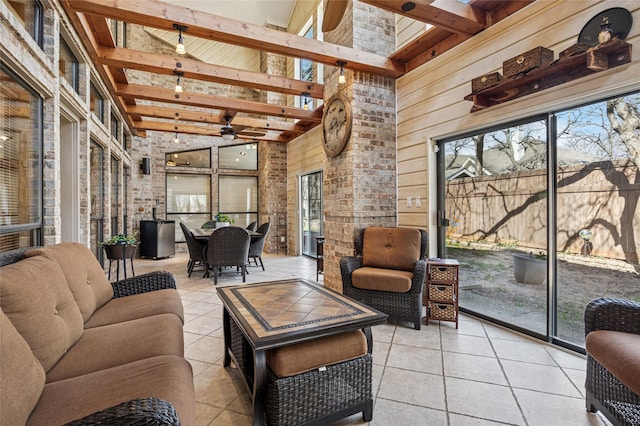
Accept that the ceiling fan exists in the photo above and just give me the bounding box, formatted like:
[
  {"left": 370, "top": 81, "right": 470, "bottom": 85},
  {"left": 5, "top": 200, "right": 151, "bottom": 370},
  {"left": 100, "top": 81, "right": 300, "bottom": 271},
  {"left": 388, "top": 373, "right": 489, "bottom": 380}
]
[
  {"left": 322, "top": 0, "right": 349, "bottom": 32},
  {"left": 218, "top": 115, "right": 266, "bottom": 141}
]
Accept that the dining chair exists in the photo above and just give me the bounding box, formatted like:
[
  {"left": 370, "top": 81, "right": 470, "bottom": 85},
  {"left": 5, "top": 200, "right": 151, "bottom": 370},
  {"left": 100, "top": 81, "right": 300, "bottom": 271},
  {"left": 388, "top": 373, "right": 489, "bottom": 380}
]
[
  {"left": 179, "top": 222, "right": 207, "bottom": 277},
  {"left": 248, "top": 222, "right": 271, "bottom": 271},
  {"left": 204, "top": 226, "right": 251, "bottom": 284},
  {"left": 246, "top": 221, "right": 258, "bottom": 232}
]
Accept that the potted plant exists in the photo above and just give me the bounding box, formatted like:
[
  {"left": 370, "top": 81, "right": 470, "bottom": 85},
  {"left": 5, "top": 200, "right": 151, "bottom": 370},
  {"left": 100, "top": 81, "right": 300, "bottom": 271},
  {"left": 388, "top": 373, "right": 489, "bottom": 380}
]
[
  {"left": 215, "top": 213, "right": 235, "bottom": 228},
  {"left": 101, "top": 233, "right": 139, "bottom": 260},
  {"left": 513, "top": 251, "right": 546, "bottom": 285}
]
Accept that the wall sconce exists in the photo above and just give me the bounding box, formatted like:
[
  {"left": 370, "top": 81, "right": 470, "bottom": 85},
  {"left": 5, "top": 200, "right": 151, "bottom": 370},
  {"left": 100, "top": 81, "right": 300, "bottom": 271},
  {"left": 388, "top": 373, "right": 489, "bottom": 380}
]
[
  {"left": 301, "top": 92, "right": 310, "bottom": 110},
  {"left": 336, "top": 60, "right": 347, "bottom": 84},
  {"left": 174, "top": 71, "right": 184, "bottom": 93},
  {"left": 173, "top": 24, "right": 187, "bottom": 54},
  {"left": 141, "top": 157, "right": 151, "bottom": 175},
  {"left": 174, "top": 126, "right": 180, "bottom": 143}
]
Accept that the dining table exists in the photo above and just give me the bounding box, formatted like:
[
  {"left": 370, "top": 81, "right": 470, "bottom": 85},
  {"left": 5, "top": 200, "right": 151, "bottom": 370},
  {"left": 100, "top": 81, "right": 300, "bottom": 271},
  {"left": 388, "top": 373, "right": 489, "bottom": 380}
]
[{"left": 191, "top": 227, "right": 261, "bottom": 241}]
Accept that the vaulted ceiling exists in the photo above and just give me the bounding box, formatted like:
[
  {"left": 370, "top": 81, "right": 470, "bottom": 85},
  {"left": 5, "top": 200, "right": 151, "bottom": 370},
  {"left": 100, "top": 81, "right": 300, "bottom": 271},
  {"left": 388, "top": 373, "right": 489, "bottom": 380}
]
[{"left": 60, "top": 0, "right": 534, "bottom": 143}]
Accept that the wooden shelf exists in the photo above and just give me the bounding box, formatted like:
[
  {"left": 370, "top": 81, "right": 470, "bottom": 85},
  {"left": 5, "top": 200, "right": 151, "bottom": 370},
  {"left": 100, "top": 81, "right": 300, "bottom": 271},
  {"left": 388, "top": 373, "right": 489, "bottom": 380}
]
[{"left": 465, "top": 38, "right": 632, "bottom": 112}]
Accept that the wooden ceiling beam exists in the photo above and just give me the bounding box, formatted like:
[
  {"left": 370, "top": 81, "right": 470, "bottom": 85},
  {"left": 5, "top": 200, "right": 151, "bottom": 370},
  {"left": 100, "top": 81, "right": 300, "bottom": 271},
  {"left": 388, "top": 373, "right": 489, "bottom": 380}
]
[
  {"left": 360, "top": 0, "right": 486, "bottom": 35},
  {"left": 126, "top": 105, "right": 307, "bottom": 134},
  {"left": 96, "top": 46, "right": 324, "bottom": 99},
  {"left": 133, "top": 120, "right": 290, "bottom": 142},
  {"left": 116, "top": 84, "right": 323, "bottom": 122},
  {"left": 65, "top": 0, "right": 406, "bottom": 78}
]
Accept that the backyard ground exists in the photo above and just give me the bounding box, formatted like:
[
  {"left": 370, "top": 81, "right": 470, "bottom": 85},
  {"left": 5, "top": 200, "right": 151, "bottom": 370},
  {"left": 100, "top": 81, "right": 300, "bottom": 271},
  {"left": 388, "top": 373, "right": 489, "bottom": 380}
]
[{"left": 447, "top": 242, "right": 640, "bottom": 344}]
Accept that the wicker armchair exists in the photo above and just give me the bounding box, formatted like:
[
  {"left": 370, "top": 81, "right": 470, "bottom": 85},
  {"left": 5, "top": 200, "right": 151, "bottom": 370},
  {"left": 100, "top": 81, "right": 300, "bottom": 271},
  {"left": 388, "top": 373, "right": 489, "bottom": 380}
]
[
  {"left": 585, "top": 297, "right": 640, "bottom": 425},
  {"left": 179, "top": 221, "right": 207, "bottom": 277},
  {"left": 340, "top": 227, "right": 427, "bottom": 330},
  {"left": 204, "top": 226, "right": 251, "bottom": 284},
  {"left": 248, "top": 221, "right": 271, "bottom": 271}
]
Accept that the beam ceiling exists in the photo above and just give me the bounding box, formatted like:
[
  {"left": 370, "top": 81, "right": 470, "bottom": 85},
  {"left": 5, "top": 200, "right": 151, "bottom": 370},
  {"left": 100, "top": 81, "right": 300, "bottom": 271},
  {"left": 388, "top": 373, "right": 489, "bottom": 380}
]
[{"left": 61, "top": 0, "right": 533, "bottom": 143}]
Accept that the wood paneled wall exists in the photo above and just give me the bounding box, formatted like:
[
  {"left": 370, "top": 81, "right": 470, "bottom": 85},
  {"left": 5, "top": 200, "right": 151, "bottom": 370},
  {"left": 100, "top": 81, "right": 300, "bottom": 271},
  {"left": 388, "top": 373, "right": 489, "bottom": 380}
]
[{"left": 396, "top": 0, "right": 640, "bottom": 255}]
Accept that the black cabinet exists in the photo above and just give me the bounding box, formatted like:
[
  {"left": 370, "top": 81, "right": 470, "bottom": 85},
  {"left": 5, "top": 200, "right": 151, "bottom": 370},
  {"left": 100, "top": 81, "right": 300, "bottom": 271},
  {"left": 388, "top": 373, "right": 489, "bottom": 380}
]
[{"left": 140, "top": 220, "right": 175, "bottom": 259}]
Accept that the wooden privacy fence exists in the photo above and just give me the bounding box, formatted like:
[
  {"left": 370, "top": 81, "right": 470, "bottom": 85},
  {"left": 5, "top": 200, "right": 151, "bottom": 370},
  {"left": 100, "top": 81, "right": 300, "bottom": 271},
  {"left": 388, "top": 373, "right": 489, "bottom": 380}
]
[{"left": 446, "top": 159, "right": 639, "bottom": 264}]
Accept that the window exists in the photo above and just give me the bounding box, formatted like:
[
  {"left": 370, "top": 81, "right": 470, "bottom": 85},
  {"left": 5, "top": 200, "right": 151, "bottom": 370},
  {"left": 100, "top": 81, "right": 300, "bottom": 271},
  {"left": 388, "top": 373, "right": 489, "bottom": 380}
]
[
  {"left": 59, "top": 36, "right": 79, "bottom": 93},
  {"left": 166, "top": 173, "right": 211, "bottom": 242},
  {"left": 7, "top": 0, "right": 44, "bottom": 47},
  {"left": 165, "top": 148, "right": 211, "bottom": 168},
  {"left": 218, "top": 143, "right": 257, "bottom": 170},
  {"left": 438, "top": 91, "right": 640, "bottom": 350},
  {"left": 295, "top": 23, "right": 315, "bottom": 110},
  {"left": 110, "top": 156, "right": 120, "bottom": 234},
  {"left": 111, "top": 113, "right": 119, "bottom": 141},
  {"left": 0, "top": 64, "right": 43, "bottom": 252},
  {"left": 89, "top": 82, "right": 104, "bottom": 123},
  {"left": 218, "top": 176, "right": 258, "bottom": 228}
]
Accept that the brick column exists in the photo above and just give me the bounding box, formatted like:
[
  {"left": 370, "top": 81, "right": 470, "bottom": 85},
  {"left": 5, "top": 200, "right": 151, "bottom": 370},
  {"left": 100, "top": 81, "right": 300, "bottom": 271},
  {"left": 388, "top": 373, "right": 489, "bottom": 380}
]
[
  {"left": 259, "top": 26, "right": 288, "bottom": 254},
  {"left": 322, "top": 2, "right": 397, "bottom": 292}
]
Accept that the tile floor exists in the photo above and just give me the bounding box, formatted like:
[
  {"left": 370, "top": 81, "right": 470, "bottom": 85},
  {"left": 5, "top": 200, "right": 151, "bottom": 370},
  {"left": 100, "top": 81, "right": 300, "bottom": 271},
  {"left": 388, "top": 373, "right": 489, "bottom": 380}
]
[{"left": 132, "top": 252, "right": 611, "bottom": 426}]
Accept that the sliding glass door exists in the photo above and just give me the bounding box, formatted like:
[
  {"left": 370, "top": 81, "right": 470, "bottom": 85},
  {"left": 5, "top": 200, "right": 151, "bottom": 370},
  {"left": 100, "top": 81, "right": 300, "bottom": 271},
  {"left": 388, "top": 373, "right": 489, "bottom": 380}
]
[
  {"left": 300, "top": 171, "right": 323, "bottom": 257},
  {"left": 438, "top": 92, "right": 640, "bottom": 349}
]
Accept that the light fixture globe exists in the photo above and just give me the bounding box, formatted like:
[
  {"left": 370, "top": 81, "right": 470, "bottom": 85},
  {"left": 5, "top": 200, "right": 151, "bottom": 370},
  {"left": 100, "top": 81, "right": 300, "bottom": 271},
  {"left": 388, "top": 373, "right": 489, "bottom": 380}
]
[{"left": 222, "top": 133, "right": 235, "bottom": 142}]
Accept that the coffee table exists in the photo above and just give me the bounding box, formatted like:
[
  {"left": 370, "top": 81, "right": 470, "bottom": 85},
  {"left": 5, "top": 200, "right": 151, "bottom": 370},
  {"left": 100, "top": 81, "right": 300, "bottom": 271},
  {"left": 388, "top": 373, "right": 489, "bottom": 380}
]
[{"left": 217, "top": 278, "right": 387, "bottom": 426}]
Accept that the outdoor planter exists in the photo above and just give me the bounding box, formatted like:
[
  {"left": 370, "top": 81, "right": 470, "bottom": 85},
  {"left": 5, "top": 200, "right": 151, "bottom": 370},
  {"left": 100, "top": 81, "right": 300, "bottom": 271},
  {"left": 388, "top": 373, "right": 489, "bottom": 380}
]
[{"left": 513, "top": 253, "right": 546, "bottom": 285}]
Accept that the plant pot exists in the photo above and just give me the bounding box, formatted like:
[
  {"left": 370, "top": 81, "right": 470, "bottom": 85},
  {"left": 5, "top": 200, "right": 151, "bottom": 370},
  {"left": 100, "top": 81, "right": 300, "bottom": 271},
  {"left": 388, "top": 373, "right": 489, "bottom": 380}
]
[
  {"left": 215, "top": 222, "right": 230, "bottom": 228},
  {"left": 104, "top": 243, "right": 138, "bottom": 260},
  {"left": 513, "top": 254, "right": 546, "bottom": 285}
]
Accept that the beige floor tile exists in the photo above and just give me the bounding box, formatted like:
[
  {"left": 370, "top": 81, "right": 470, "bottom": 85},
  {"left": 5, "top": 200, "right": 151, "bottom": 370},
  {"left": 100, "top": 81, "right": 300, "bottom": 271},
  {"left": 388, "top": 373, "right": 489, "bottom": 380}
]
[
  {"left": 441, "top": 333, "right": 495, "bottom": 357},
  {"left": 372, "top": 340, "right": 390, "bottom": 366},
  {"left": 377, "top": 367, "right": 445, "bottom": 410},
  {"left": 502, "top": 359, "right": 582, "bottom": 397},
  {"left": 449, "top": 412, "right": 516, "bottom": 425},
  {"left": 370, "top": 398, "right": 447, "bottom": 425},
  {"left": 183, "top": 300, "right": 219, "bottom": 316},
  {"left": 443, "top": 352, "right": 508, "bottom": 385},
  {"left": 195, "top": 402, "right": 223, "bottom": 426},
  {"left": 514, "top": 388, "right": 606, "bottom": 426},
  {"left": 491, "top": 338, "right": 556, "bottom": 365},
  {"left": 371, "top": 323, "right": 396, "bottom": 343},
  {"left": 185, "top": 335, "right": 226, "bottom": 364},
  {"left": 446, "top": 377, "right": 525, "bottom": 425},
  {"left": 393, "top": 325, "right": 442, "bottom": 350},
  {"left": 386, "top": 343, "right": 443, "bottom": 375},
  {"left": 564, "top": 367, "right": 587, "bottom": 397},
  {"left": 545, "top": 345, "right": 587, "bottom": 370},
  {"left": 443, "top": 316, "right": 487, "bottom": 337},
  {"left": 184, "top": 315, "right": 222, "bottom": 335}
]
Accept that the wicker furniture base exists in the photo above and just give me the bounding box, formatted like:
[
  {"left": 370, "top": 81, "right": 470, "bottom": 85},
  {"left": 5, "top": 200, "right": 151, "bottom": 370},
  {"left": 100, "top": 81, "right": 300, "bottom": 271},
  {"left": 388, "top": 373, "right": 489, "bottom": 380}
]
[
  {"left": 586, "top": 357, "right": 640, "bottom": 425},
  {"left": 585, "top": 297, "right": 640, "bottom": 426},
  {"left": 266, "top": 354, "right": 373, "bottom": 426}
]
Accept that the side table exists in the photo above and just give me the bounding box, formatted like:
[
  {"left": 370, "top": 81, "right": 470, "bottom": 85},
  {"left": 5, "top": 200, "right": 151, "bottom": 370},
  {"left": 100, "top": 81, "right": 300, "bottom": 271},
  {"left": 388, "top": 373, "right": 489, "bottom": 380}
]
[{"left": 425, "top": 258, "right": 459, "bottom": 328}]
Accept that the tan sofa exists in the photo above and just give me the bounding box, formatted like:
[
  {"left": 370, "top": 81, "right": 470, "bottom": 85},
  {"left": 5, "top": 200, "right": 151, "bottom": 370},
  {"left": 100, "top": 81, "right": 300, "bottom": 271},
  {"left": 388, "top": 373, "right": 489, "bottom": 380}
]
[{"left": 0, "top": 243, "right": 195, "bottom": 425}]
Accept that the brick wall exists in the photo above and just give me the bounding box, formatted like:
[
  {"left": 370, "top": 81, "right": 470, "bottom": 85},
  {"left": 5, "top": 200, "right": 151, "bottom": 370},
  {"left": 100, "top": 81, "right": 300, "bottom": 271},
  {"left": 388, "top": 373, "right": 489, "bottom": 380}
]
[{"left": 321, "top": 1, "right": 397, "bottom": 291}]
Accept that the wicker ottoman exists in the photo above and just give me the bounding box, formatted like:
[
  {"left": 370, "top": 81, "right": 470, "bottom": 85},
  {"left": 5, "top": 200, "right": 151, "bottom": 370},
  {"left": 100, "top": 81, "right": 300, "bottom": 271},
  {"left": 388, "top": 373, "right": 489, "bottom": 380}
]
[{"left": 265, "top": 330, "right": 373, "bottom": 426}]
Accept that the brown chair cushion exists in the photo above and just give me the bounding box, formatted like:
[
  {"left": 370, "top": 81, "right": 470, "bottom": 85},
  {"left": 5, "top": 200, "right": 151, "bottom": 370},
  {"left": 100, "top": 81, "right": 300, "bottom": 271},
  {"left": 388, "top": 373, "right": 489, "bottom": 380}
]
[
  {"left": 362, "top": 227, "right": 421, "bottom": 271},
  {"left": 0, "top": 254, "right": 84, "bottom": 371},
  {"left": 28, "top": 355, "right": 195, "bottom": 426},
  {"left": 352, "top": 267, "right": 413, "bottom": 292},
  {"left": 45, "top": 313, "right": 184, "bottom": 382},
  {"left": 266, "top": 330, "right": 367, "bottom": 378},
  {"left": 84, "top": 289, "right": 184, "bottom": 328},
  {"left": 26, "top": 243, "right": 114, "bottom": 322},
  {"left": 0, "top": 310, "right": 45, "bottom": 426},
  {"left": 586, "top": 330, "right": 640, "bottom": 395}
]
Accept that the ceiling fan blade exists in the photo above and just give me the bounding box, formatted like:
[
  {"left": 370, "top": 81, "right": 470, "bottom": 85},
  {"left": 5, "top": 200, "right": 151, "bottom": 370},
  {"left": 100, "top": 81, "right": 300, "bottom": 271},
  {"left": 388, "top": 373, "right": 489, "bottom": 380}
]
[
  {"left": 323, "top": 0, "right": 348, "bottom": 32},
  {"left": 238, "top": 130, "right": 266, "bottom": 137}
]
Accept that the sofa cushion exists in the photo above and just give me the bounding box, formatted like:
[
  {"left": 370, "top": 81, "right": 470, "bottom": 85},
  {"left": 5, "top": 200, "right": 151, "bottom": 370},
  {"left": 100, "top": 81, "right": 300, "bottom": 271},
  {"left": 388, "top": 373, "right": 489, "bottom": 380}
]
[
  {"left": 586, "top": 330, "right": 640, "bottom": 395},
  {"left": 84, "top": 289, "right": 184, "bottom": 328},
  {"left": 28, "top": 355, "right": 195, "bottom": 426},
  {"left": 0, "top": 254, "right": 84, "bottom": 371},
  {"left": 266, "top": 330, "right": 367, "bottom": 378},
  {"left": 0, "top": 310, "right": 45, "bottom": 426},
  {"left": 352, "top": 267, "right": 414, "bottom": 293},
  {"left": 46, "top": 313, "right": 184, "bottom": 382},
  {"left": 26, "top": 243, "right": 114, "bottom": 322},
  {"left": 362, "top": 227, "right": 421, "bottom": 271}
]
